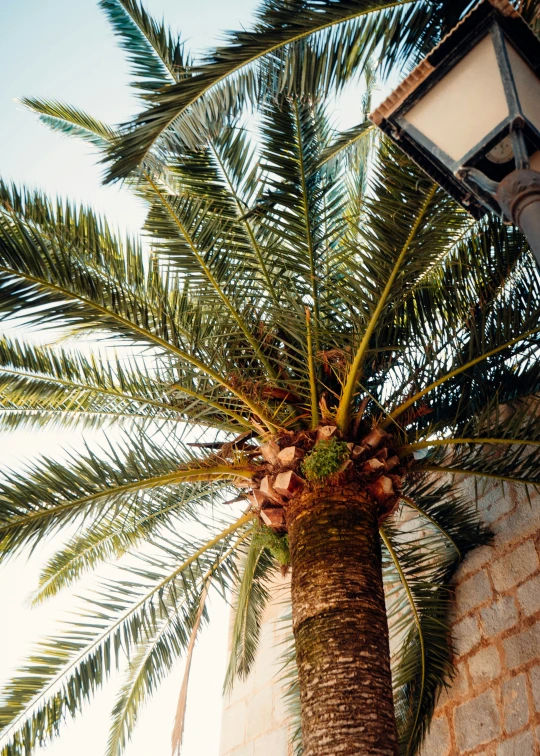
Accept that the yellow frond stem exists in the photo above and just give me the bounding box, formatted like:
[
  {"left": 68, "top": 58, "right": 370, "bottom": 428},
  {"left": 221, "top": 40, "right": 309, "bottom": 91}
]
[
  {"left": 306, "top": 308, "right": 319, "bottom": 429},
  {"left": 293, "top": 101, "right": 320, "bottom": 353},
  {"left": 380, "top": 526, "right": 424, "bottom": 755},
  {"left": 336, "top": 186, "right": 437, "bottom": 432},
  {"left": 0, "top": 466, "right": 254, "bottom": 535},
  {"left": 400, "top": 495, "right": 461, "bottom": 558},
  {"left": 144, "top": 173, "right": 279, "bottom": 385},
  {"left": 384, "top": 326, "right": 540, "bottom": 429},
  {"left": 0, "top": 264, "right": 280, "bottom": 434},
  {"left": 417, "top": 465, "right": 540, "bottom": 488}
]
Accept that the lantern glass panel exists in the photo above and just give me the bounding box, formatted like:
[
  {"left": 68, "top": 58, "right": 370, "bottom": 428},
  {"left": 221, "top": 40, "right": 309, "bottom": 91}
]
[
  {"left": 506, "top": 43, "right": 540, "bottom": 133},
  {"left": 531, "top": 152, "right": 540, "bottom": 171},
  {"left": 403, "top": 34, "right": 508, "bottom": 162}
]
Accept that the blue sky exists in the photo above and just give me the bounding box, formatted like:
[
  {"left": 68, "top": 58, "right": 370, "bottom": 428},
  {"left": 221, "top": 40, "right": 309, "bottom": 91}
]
[{"left": 0, "top": 0, "right": 259, "bottom": 232}]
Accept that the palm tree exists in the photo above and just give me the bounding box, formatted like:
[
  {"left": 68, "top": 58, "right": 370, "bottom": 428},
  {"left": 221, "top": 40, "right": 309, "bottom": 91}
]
[{"left": 1, "top": 0, "right": 540, "bottom": 755}]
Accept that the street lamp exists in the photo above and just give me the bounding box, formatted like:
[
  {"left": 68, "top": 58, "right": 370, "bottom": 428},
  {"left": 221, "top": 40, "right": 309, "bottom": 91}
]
[{"left": 369, "top": 0, "right": 540, "bottom": 264}]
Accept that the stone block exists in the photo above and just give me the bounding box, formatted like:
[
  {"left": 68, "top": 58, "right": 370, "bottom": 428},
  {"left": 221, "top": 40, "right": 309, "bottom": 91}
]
[
  {"left": 272, "top": 685, "right": 289, "bottom": 726},
  {"left": 468, "top": 645, "right": 501, "bottom": 686},
  {"left": 454, "top": 690, "right": 501, "bottom": 751},
  {"left": 437, "top": 662, "right": 468, "bottom": 706},
  {"left": 250, "top": 727, "right": 289, "bottom": 754},
  {"left": 479, "top": 488, "right": 514, "bottom": 524},
  {"left": 481, "top": 596, "right": 518, "bottom": 638},
  {"left": 496, "top": 730, "right": 535, "bottom": 756},
  {"left": 456, "top": 545, "right": 494, "bottom": 579},
  {"left": 454, "top": 661, "right": 470, "bottom": 695},
  {"left": 228, "top": 745, "right": 255, "bottom": 756},
  {"left": 528, "top": 665, "right": 540, "bottom": 712},
  {"left": 227, "top": 667, "right": 257, "bottom": 702},
  {"left": 262, "top": 578, "right": 291, "bottom": 622},
  {"left": 246, "top": 686, "right": 274, "bottom": 740},
  {"left": 453, "top": 615, "right": 482, "bottom": 658},
  {"left": 503, "top": 620, "right": 540, "bottom": 669},
  {"left": 419, "top": 716, "right": 451, "bottom": 756},
  {"left": 254, "top": 628, "right": 279, "bottom": 691},
  {"left": 490, "top": 540, "right": 539, "bottom": 592},
  {"left": 220, "top": 700, "right": 247, "bottom": 754},
  {"left": 516, "top": 573, "right": 540, "bottom": 617},
  {"left": 455, "top": 569, "right": 493, "bottom": 618},
  {"left": 502, "top": 673, "right": 529, "bottom": 733},
  {"left": 494, "top": 501, "right": 540, "bottom": 547}
]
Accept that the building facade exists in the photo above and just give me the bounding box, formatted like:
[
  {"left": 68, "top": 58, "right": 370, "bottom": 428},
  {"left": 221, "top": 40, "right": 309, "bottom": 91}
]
[{"left": 220, "top": 479, "right": 540, "bottom": 755}]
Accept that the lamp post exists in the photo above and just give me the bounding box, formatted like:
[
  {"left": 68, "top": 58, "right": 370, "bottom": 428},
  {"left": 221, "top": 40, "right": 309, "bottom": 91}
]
[{"left": 369, "top": 0, "right": 540, "bottom": 265}]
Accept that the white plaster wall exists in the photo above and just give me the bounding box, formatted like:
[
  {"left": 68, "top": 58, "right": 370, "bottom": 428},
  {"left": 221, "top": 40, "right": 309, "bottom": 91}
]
[{"left": 219, "top": 575, "right": 293, "bottom": 756}]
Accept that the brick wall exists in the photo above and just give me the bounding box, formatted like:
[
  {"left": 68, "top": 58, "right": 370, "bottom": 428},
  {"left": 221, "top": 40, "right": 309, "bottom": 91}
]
[
  {"left": 220, "top": 481, "right": 540, "bottom": 755},
  {"left": 420, "top": 481, "right": 540, "bottom": 756}
]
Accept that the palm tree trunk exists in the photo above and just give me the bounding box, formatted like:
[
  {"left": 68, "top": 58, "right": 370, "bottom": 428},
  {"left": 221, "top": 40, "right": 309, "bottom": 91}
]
[{"left": 287, "top": 483, "right": 398, "bottom": 756}]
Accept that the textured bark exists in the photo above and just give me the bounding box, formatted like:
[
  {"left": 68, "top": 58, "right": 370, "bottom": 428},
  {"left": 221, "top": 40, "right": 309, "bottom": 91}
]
[{"left": 287, "top": 484, "right": 398, "bottom": 756}]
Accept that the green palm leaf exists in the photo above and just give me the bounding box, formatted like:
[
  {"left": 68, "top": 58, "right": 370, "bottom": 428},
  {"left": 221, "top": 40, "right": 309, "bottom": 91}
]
[
  {"left": 0, "top": 429, "right": 250, "bottom": 561},
  {"left": 3, "top": 2, "right": 540, "bottom": 752},
  {"left": 0, "top": 517, "right": 251, "bottom": 756},
  {"left": 105, "top": 0, "right": 472, "bottom": 180},
  {"left": 382, "top": 477, "right": 490, "bottom": 755},
  {"left": 224, "top": 529, "right": 276, "bottom": 691},
  {"left": 99, "top": 0, "right": 190, "bottom": 95},
  {"left": 0, "top": 336, "right": 181, "bottom": 428}
]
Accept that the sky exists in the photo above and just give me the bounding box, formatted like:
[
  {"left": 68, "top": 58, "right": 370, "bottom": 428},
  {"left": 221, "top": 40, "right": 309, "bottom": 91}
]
[
  {"left": 0, "top": 0, "right": 262, "bottom": 234},
  {"left": 0, "top": 2, "right": 369, "bottom": 755},
  {"left": 0, "top": 2, "right": 260, "bottom": 756}
]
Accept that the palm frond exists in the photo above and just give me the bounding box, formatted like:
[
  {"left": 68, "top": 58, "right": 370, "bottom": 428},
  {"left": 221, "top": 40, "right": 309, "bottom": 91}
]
[
  {"left": 224, "top": 529, "right": 276, "bottom": 691},
  {"left": 0, "top": 518, "right": 251, "bottom": 755},
  {"left": 142, "top": 171, "right": 279, "bottom": 382},
  {"left": 318, "top": 120, "right": 375, "bottom": 170},
  {"left": 4, "top": 3, "right": 540, "bottom": 750},
  {"left": 0, "top": 336, "right": 181, "bottom": 428},
  {"left": 382, "top": 476, "right": 490, "bottom": 755},
  {"left": 170, "top": 583, "right": 209, "bottom": 756},
  {"left": 99, "top": 0, "right": 190, "bottom": 96},
  {"left": 21, "top": 98, "right": 115, "bottom": 150},
  {"left": 415, "top": 434, "right": 540, "bottom": 493},
  {"left": 336, "top": 182, "right": 439, "bottom": 430},
  {"left": 0, "top": 183, "right": 279, "bottom": 429},
  {"left": 0, "top": 428, "right": 251, "bottom": 561},
  {"left": 30, "top": 483, "right": 228, "bottom": 606},
  {"left": 106, "top": 532, "right": 247, "bottom": 756},
  {"left": 106, "top": 0, "right": 473, "bottom": 180}
]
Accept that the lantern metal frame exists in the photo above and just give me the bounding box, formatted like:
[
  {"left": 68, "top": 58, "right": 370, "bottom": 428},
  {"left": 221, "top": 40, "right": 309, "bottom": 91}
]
[{"left": 369, "top": 0, "right": 540, "bottom": 221}]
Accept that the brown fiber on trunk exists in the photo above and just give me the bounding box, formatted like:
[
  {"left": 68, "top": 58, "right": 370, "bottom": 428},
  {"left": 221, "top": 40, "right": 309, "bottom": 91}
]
[{"left": 287, "top": 483, "right": 398, "bottom": 756}]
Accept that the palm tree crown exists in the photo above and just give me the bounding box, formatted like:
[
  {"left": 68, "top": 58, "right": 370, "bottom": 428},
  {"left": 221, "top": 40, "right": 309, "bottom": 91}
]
[{"left": 1, "top": 0, "right": 539, "bottom": 754}]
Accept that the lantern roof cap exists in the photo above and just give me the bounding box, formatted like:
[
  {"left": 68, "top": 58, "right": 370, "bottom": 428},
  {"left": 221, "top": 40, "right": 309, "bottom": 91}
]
[{"left": 370, "top": 0, "right": 535, "bottom": 127}]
